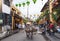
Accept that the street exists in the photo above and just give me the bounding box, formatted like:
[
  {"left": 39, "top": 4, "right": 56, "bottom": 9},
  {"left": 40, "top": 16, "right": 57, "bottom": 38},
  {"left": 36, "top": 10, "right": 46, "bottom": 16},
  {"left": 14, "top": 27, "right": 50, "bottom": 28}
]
[
  {"left": 1, "top": 31, "right": 60, "bottom": 41},
  {"left": 1, "top": 31, "right": 46, "bottom": 41},
  {"left": 0, "top": 1, "right": 60, "bottom": 41}
]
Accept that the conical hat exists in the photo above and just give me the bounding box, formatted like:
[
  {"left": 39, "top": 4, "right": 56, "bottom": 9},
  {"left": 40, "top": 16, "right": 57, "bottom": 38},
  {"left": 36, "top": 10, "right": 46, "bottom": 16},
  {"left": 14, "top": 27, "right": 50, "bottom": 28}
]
[{"left": 26, "top": 22, "right": 31, "bottom": 24}]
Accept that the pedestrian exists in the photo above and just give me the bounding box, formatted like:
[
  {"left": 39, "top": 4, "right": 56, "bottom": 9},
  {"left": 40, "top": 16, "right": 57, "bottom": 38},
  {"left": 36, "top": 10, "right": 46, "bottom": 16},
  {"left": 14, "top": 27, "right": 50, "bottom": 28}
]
[
  {"left": 16, "top": 23, "right": 18, "bottom": 29},
  {"left": 47, "top": 24, "right": 51, "bottom": 35},
  {"left": 21, "top": 23, "right": 25, "bottom": 32},
  {"left": 22, "top": 23, "right": 25, "bottom": 29},
  {"left": 49, "top": 22, "right": 55, "bottom": 36},
  {"left": 40, "top": 24, "right": 45, "bottom": 35},
  {"left": 18, "top": 23, "right": 21, "bottom": 31},
  {"left": 41, "top": 23, "right": 46, "bottom": 35},
  {"left": 56, "top": 25, "right": 60, "bottom": 33}
]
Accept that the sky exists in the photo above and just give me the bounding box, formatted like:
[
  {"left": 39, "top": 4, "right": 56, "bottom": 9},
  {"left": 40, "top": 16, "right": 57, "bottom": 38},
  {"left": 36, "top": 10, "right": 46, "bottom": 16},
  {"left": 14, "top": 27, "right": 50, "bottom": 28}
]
[{"left": 12, "top": 0, "right": 48, "bottom": 21}]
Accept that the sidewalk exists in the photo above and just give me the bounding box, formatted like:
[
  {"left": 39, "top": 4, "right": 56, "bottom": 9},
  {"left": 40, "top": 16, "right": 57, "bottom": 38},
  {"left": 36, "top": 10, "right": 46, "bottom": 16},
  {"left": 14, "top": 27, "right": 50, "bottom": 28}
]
[{"left": 0, "top": 29, "right": 19, "bottom": 40}]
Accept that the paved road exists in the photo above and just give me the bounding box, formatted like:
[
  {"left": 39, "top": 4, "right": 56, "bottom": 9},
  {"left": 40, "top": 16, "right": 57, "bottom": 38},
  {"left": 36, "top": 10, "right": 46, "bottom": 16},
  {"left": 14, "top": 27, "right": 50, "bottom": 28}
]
[
  {"left": 46, "top": 33, "right": 60, "bottom": 41},
  {"left": 1, "top": 32, "right": 46, "bottom": 41}
]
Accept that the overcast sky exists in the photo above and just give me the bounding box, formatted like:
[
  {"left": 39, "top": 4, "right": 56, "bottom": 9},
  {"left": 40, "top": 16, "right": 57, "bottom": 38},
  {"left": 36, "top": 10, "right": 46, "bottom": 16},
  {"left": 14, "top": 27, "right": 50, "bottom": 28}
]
[{"left": 12, "top": 0, "right": 48, "bottom": 20}]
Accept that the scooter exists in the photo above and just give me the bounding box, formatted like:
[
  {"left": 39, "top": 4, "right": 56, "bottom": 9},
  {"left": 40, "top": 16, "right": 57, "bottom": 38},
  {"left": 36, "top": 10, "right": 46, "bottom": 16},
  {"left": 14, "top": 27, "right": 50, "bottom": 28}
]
[{"left": 26, "top": 31, "right": 33, "bottom": 39}]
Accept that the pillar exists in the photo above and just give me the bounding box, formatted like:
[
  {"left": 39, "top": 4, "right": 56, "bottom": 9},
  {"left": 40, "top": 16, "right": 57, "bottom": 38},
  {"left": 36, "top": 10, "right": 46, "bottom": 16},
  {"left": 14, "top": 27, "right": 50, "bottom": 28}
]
[{"left": 12, "top": 12, "right": 14, "bottom": 30}]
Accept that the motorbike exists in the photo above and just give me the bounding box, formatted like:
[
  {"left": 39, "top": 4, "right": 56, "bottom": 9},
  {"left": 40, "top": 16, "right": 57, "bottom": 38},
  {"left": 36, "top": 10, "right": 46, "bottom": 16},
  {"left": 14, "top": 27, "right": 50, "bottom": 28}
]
[{"left": 25, "top": 27, "right": 33, "bottom": 39}]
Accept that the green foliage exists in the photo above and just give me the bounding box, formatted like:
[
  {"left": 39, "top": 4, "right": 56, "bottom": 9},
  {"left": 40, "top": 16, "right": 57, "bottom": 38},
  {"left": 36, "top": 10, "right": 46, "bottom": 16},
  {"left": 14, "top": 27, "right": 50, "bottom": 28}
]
[
  {"left": 23, "top": 19, "right": 28, "bottom": 23},
  {"left": 32, "top": 0, "right": 37, "bottom": 4},
  {"left": 23, "top": 17, "right": 29, "bottom": 23},
  {"left": 53, "top": 8, "right": 60, "bottom": 20},
  {"left": 52, "top": 14, "right": 57, "bottom": 21},
  {"left": 36, "top": 18, "right": 40, "bottom": 22},
  {"left": 54, "top": 8, "right": 60, "bottom": 16},
  {"left": 44, "top": 10, "right": 49, "bottom": 15}
]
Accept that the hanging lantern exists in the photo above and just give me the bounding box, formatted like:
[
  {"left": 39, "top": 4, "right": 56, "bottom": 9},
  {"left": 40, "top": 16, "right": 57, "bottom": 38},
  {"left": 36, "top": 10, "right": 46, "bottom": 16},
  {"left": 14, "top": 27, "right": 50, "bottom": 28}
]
[
  {"left": 32, "top": 0, "right": 37, "bottom": 4},
  {"left": 22, "top": 3, "right": 25, "bottom": 7},
  {"left": 19, "top": 3, "right": 21, "bottom": 7},
  {"left": 16, "top": 4, "right": 18, "bottom": 7},
  {"left": 26, "top": 1, "right": 30, "bottom": 6},
  {"left": 41, "top": 0, "right": 43, "bottom": 5}
]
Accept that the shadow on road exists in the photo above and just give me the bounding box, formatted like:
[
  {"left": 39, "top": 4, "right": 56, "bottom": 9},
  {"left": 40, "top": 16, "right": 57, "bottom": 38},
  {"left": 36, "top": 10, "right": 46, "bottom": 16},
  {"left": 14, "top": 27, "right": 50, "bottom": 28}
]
[{"left": 41, "top": 34, "right": 51, "bottom": 41}]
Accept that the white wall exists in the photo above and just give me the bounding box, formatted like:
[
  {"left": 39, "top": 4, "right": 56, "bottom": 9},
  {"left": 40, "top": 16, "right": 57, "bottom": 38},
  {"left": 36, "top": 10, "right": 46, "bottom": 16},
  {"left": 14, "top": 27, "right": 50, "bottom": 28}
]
[{"left": 2, "top": 0, "right": 10, "bottom": 14}]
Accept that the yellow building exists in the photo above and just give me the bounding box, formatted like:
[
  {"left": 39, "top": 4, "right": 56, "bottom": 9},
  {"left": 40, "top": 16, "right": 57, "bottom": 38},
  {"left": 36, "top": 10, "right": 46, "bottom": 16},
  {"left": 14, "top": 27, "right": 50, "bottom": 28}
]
[{"left": 11, "top": 5, "right": 23, "bottom": 30}]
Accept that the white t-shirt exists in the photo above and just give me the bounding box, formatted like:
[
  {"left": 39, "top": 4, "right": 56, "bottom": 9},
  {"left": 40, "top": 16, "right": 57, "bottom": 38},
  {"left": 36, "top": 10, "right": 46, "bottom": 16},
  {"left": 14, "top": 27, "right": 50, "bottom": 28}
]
[
  {"left": 56, "top": 26, "right": 60, "bottom": 29},
  {"left": 18, "top": 24, "right": 21, "bottom": 28},
  {"left": 22, "top": 24, "right": 25, "bottom": 28}
]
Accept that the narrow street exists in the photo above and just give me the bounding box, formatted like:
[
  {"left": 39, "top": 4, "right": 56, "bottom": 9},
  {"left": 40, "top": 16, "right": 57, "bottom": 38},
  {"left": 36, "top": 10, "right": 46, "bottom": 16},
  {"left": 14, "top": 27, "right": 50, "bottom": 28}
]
[
  {"left": 0, "top": 0, "right": 60, "bottom": 41},
  {"left": 1, "top": 32, "right": 46, "bottom": 41}
]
